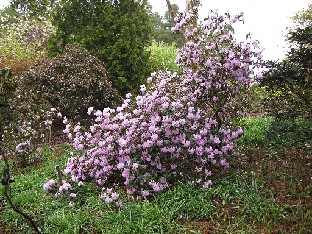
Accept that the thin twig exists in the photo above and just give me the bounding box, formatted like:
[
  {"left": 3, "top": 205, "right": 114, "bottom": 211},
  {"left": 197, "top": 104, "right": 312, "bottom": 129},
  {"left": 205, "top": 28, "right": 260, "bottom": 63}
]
[{"left": 1, "top": 149, "right": 41, "bottom": 234}]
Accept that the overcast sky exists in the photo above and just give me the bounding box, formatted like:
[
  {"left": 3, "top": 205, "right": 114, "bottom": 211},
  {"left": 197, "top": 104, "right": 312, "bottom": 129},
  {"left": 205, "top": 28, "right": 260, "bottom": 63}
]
[
  {"left": 1, "top": 0, "right": 311, "bottom": 60},
  {"left": 150, "top": 0, "right": 311, "bottom": 61}
]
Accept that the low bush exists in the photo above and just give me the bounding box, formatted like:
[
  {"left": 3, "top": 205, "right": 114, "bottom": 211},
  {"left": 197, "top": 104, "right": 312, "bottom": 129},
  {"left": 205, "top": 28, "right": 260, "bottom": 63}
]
[
  {"left": 1, "top": 43, "right": 121, "bottom": 167},
  {"left": 20, "top": 43, "right": 122, "bottom": 121},
  {"left": 0, "top": 11, "right": 56, "bottom": 166},
  {"left": 265, "top": 118, "right": 312, "bottom": 149}
]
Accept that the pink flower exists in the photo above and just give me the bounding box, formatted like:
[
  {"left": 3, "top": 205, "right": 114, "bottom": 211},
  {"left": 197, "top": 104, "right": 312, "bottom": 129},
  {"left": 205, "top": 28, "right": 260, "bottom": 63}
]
[
  {"left": 111, "top": 192, "right": 120, "bottom": 200},
  {"left": 74, "top": 125, "right": 80, "bottom": 133},
  {"left": 118, "top": 139, "right": 127, "bottom": 147},
  {"left": 204, "top": 59, "right": 212, "bottom": 67},
  {"left": 87, "top": 107, "right": 94, "bottom": 115},
  {"left": 140, "top": 85, "right": 146, "bottom": 93},
  {"left": 151, "top": 134, "right": 158, "bottom": 141},
  {"left": 106, "top": 188, "right": 113, "bottom": 194},
  {"left": 105, "top": 197, "right": 113, "bottom": 204},
  {"left": 115, "top": 201, "right": 123, "bottom": 207},
  {"left": 205, "top": 170, "right": 212, "bottom": 177},
  {"left": 89, "top": 126, "right": 96, "bottom": 133},
  {"left": 95, "top": 110, "right": 102, "bottom": 116},
  {"left": 122, "top": 169, "right": 130, "bottom": 178},
  {"left": 43, "top": 179, "right": 56, "bottom": 191},
  {"left": 203, "top": 180, "right": 212, "bottom": 188},
  {"left": 142, "top": 190, "right": 150, "bottom": 196},
  {"left": 117, "top": 162, "right": 124, "bottom": 169},
  {"left": 132, "top": 163, "right": 139, "bottom": 170},
  {"left": 63, "top": 117, "right": 68, "bottom": 124},
  {"left": 63, "top": 124, "right": 71, "bottom": 134}
]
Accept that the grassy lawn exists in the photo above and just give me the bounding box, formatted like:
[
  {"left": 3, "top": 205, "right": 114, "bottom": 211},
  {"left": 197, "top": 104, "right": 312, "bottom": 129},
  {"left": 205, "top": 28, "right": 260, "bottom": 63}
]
[{"left": 1, "top": 117, "right": 311, "bottom": 233}]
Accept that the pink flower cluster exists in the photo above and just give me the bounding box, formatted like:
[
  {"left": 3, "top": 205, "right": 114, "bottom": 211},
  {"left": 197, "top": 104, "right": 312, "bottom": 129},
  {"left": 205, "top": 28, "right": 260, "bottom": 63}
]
[
  {"left": 46, "top": 6, "right": 262, "bottom": 203},
  {"left": 100, "top": 188, "right": 122, "bottom": 206},
  {"left": 43, "top": 179, "right": 56, "bottom": 191}
]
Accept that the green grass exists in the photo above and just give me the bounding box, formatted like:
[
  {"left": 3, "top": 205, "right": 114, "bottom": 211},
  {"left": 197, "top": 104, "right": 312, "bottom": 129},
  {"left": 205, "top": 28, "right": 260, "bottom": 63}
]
[
  {"left": 235, "top": 116, "right": 273, "bottom": 147},
  {"left": 236, "top": 116, "right": 312, "bottom": 151},
  {"left": 1, "top": 116, "right": 312, "bottom": 233},
  {"left": 149, "top": 41, "right": 181, "bottom": 73}
]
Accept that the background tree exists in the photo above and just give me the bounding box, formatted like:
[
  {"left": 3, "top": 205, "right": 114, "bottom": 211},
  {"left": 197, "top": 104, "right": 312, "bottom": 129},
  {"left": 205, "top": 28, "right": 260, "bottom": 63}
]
[
  {"left": 149, "top": 3, "right": 182, "bottom": 47},
  {"left": 0, "top": 5, "right": 19, "bottom": 28},
  {"left": 260, "top": 4, "right": 312, "bottom": 147},
  {"left": 9, "top": 0, "right": 57, "bottom": 17},
  {"left": 261, "top": 5, "right": 312, "bottom": 119},
  {"left": 292, "top": 3, "right": 312, "bottom": 26},
  {"left": 48, "top": 0, "right": 152, "bottom": 96}
]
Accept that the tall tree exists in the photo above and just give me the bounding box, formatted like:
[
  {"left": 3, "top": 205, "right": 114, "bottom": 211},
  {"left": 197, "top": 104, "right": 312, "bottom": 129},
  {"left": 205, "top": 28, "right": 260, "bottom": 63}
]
[{"left": 48, "top": 0, "right": 152, "bottom": 96}]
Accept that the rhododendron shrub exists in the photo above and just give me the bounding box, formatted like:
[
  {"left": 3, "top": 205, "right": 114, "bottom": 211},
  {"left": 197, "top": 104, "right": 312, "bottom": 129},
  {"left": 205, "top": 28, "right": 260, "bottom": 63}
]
[
  {"left": 45, "top": 6, "right": 262, "bottom": 203},
  {"left": 172, "top": 10, "right": 263, "bottom": 123}
]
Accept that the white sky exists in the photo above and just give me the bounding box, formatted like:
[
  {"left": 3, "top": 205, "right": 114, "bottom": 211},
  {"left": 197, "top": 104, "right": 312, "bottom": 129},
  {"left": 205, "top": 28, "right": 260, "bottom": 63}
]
[
  {"left": 150, "top": 0, "right": 312, "bottom": 61},
  {"left": 1, "top": 0, "right": 311, "bottom": 60}
]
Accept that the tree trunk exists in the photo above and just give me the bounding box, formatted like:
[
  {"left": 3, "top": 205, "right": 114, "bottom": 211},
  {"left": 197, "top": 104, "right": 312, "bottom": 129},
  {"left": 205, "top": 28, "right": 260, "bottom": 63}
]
[
  {"left": 186, "top": 0, "right": 191, "bottom": 12},
  {"left": 165, "top": 0, "right": 176, "bottom": 23}
]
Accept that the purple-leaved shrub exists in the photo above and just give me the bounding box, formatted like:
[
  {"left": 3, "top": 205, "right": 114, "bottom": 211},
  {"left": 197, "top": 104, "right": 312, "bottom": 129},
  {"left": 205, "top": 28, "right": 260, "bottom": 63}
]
[{"left": 44, "top": 5, "right": 262, "bottom": 205}]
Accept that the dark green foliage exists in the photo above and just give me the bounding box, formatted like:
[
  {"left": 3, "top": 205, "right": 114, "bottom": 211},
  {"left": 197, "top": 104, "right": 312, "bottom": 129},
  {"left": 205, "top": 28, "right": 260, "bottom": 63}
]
[
  {"left": 261, "top": 59, "right": 312, "bottom": 120},
  {"left": 21, "top": 43, "right": 121, "bottom": 120},
  {"left": 261, "top": 66, "right": 311, "bottom": 146},
  {"left": 236, "top": 116, "right": 312, "bottom": 149},
  {"left": 48, "top": 0, "right": 153, "bottom": 96}
]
